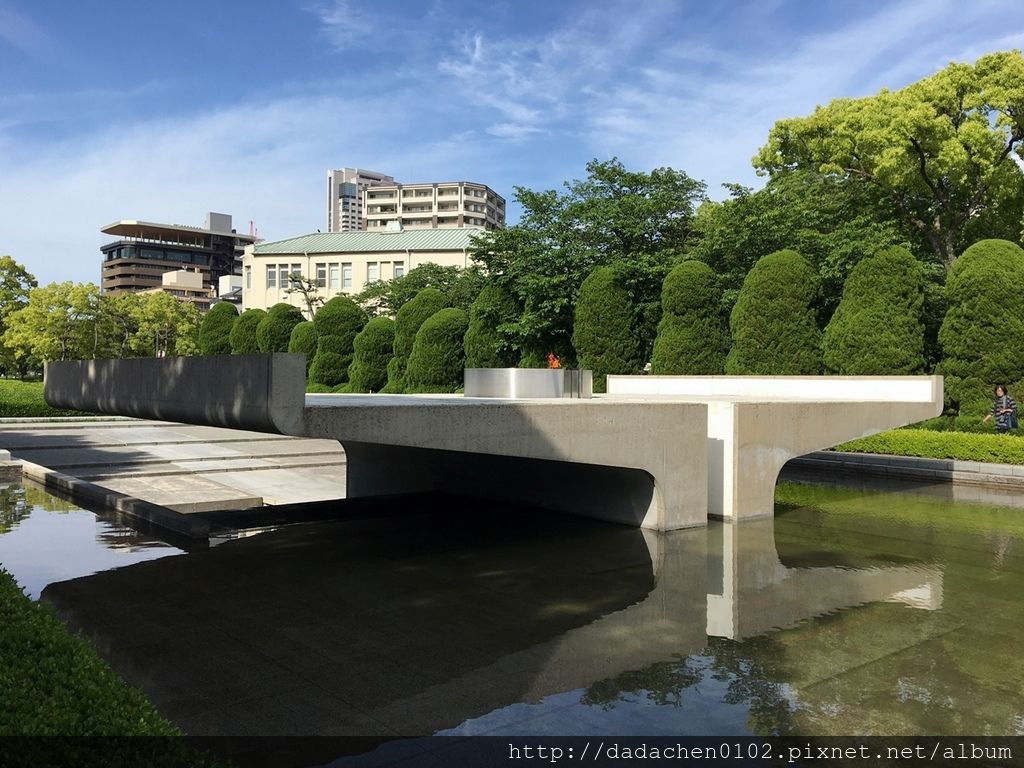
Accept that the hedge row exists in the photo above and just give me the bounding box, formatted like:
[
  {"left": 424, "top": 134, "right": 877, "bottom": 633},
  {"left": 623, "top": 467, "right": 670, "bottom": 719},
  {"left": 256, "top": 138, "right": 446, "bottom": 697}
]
[
  {"left": 0, "top": 380, "right": 89, "bottom": 418},
  {"left": 834, "top": 428, "right": 1024, "bottom": 465}
]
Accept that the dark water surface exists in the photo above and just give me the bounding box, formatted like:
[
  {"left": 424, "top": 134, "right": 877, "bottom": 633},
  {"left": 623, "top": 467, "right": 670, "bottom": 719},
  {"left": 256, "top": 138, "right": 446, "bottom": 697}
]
[{"left": 1, "top": 478, "right": 1023, "bottom": 758}]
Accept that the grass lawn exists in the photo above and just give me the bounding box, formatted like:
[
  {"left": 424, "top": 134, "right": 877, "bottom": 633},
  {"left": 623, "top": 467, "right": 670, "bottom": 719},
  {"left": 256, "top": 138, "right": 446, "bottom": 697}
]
[
  {"left": 834, "top": 427, "right": 1024, "bottom": 465},
  {"left": 0, "top": 379, "right": 91, "bottom": 418}
]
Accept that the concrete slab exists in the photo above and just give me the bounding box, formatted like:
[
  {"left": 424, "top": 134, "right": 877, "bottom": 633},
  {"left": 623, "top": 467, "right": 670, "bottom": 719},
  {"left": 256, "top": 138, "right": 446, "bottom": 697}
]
[{"left": 98, "top": 475, "right": 263, "bottom": 514}]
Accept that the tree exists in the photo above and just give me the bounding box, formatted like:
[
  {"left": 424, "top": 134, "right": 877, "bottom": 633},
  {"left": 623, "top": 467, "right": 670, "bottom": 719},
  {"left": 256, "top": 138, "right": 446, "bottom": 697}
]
[
  {"left": 230, "top": 308, "right": 266, "bottom": 354},
  {"left": 754, "top": 50, "right": 1024, "bottom": 268},
  {"left": 312, "top": 296, "right": 367, "bottom": 342},
  {"left": 198, "top": 302, "right": 239, "bottom": 355},
  {"left": 464, "top": 284, "right": 520, "bottom": 368},
  {"left": 822, "top": 247, "right": 926, "bottom": 375},
  {"left": 939, "top": 239, "right": 1024, "bottom": 387},
  {"left": 256, "top": 303, "right": 305, "bottom": 353},
  {"left": 347, "top": 316, "right": 396, "bottom": 392},
  {"left": 384, "top": 287, "right": 449, "bottom": 393},
  {"left": 288, "top": 321, "right": 318, "bottom": 373},
  {"left": 3, "top": 282, "right": 101, "bottom": 363},
  {"left": 405, "top": 308, "right": 470, "bottom": 393},
  {"left": 572, "top": 266, "right": 645, "bottom": 392},
  {"left": 130, "top": 292, "right": 200, "bottom": 357},
  {"left": 650, "top": 260, "right": 728, "bottom": 374},
  {"left": 726, "top": 250, "right": 822, "bottom": 375},
  {"left": 284, "top": 273, "right": 325, "bottom": 318},
  {"left": 471, "top": 158, "right": 707, "bottom": 363},
  {"left": 351, "top": 264, "right": 485, "bottom": 316},
  {"left": 0, "top": 256, "right": 37, "bottom": 375}
]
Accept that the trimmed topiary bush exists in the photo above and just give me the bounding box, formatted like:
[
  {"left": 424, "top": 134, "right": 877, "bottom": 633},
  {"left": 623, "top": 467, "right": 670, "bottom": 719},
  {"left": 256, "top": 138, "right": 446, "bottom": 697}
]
[
  {"left": 288, "top": 321, "right": 318, "bottom": 373},
  {"left": 725, "top": 249, "right": 822, "bottom": 375},
  {"left": 572, "top": 266, "right": 644, "bottom": 392},
  {"left": 405, "top": 308, "right": 470, "bottom": 393},
  {"left": 256, "top": 303, "right": 305, "bottom": 353},
  {"left": 348, "top": 316, "right": 396, "bottom": 393},
  {"left": 229, "top": 308, "right": 266, "bottom": 354},
  {"left": 823, "top": 246, "right": 926, "bottom": 375},
  {"left": 198, "top": 302, "right": 239, "bottom": 356},
  {"left": 384, "top": 287, "right": 450, "bottom": 393},
  {"left": 313, "top": 296, "right": 367, "bottom": 344},
  {"left": 650, "top": 260, "right": 728, "bottom": 374},
  {"left": 464, "top": 284, "right": 519, "bottom": 368},
  {"left": 939, "top": 239, "right": 1024, "bottom": 386},
  {"left": 308, "top": 352, "right": 349, "bottom": 388}
]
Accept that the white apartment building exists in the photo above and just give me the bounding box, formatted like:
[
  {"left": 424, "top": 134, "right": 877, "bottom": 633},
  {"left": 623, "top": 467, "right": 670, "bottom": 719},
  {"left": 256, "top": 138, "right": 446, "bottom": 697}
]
[
  {"left": 364, "top": 181, "right": 505, "bottom": 231},
  {"left": 241, "top": 227, "right": 484, "bottom": 318},
  {"left": 326, "top": 168, "right": 395, "bottom": 232}
]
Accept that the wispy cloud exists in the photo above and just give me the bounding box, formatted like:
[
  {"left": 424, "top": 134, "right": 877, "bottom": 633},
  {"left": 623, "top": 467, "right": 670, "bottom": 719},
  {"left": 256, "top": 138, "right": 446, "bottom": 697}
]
[
  {"left": 0, "top": 5, "right": 55, "bottom": 56},
  {"left": 304, "top": 0, "right": 374, "bottom": 51}
]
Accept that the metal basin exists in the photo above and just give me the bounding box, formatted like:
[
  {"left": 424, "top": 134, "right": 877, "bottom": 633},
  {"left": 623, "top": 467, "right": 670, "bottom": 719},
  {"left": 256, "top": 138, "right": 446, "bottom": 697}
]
[{"left": 464, "top": 368, "right": 593, "bottom": 399}]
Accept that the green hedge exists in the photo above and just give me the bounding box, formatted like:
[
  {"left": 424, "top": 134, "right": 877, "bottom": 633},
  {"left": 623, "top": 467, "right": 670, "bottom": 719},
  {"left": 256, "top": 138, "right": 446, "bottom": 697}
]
[
  {"left": 347, "top": 316, "right": 396, "bottom": 393},
  {"left": 572, "top": 266, "right": 643, "bottom": 393},
  {"left": 650, "top": 260, "right": 728, "bottom": 375},
  {"left": 229, "top": 308, "right": 266, "bottom": 354},
  {"left": 385, "top": 288, "right": 449, "bottom": 393},
  {"left": 197, "top": 302, "right": 239, "bottom": 356},
  {"left": 834, "top": 428, "right": 1024, "bottom": 465},
  {"left": 464, "top": 284, "right": 519, "bottom": 368},
  {"left": 256, "top": 303, "right": 305, "bottom": 354},
  {"left": 405, "top": 308, "right": 469, "bottom": 393},
  {"left": 0, "top": 380, "right": 89, "bottom": 418},
  {"left": 287, "top": 321, "right": 318, "bottom": 373}
]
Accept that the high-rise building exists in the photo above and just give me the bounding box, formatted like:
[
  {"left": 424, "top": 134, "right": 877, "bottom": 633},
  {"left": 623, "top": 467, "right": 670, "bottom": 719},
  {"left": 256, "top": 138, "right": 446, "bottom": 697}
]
[
  {"left": 326, "top": 168, "right": 395, "bottom": 232},
  {"left": 363, "top": 181, "right": 505, "bottom": 231},
  {"left": 100, "top": 212, "right": 256, "bottom": 297}
]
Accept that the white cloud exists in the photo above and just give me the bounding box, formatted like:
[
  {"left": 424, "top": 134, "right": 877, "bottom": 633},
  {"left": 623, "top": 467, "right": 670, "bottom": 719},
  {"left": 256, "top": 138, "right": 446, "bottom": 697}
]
[
  {"left": 0, "top": 5, "right": 55, "bottom": 56},
  {"left": 304, "top": 0, "right": 374, "bottom": 51}
]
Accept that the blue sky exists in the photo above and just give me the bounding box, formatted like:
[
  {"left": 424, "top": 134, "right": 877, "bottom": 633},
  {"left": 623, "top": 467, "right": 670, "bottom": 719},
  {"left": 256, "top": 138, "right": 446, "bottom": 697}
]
[{"left": 1, "top": 0, "right": 1022, "bottom": 285}]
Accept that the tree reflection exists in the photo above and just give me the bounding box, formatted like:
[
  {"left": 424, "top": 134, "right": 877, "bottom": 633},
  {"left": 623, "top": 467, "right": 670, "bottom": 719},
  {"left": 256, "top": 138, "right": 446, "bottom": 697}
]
[{"left": 0, "top": 485, "right": 30, "bottom": 535}]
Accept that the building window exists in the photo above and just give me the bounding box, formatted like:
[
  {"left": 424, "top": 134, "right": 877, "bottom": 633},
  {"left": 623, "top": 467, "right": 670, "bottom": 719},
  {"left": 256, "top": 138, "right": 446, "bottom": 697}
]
[
  {"left": 394, "top": 261, "right": 405, "bottom": 279},
  {"left": 245, "top": 266, "right": 251, "bottom": 289},
  {"left": 342, "top": 263, "right": 352, "bottom": 289},
  {"left": 367, "top": 262, "right": 379, "bottom": 283},
  {"left": 329, "top": 264, "right": 340, "bottom": 290},
  {"left": 290, "top": 263, "right": 302, "bottom": 286},
  {"left": 316, "top": 263, "right": 326, "bottom": 288},
  {"left": 267, "top": 265, "right": 277, "bottom": 288}
]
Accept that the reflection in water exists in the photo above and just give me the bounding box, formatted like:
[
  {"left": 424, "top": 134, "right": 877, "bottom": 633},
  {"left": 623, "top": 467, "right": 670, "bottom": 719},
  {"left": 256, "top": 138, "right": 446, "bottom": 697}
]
[
  {"left": 4, "top": 480, "right": 1024, "bottom": 758},
  {"left": 0, "top": 482, "right": 181, "bottom": 598}
]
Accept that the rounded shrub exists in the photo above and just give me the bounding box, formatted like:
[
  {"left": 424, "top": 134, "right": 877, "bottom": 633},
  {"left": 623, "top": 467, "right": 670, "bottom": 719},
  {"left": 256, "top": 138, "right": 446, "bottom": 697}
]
[
  {"left": 384, "top": 287, "right": 449, "bottom": 393},
  {"left": 288, "top": 321, "right": 318, "bottom": 373},
  {"left": 347, "top": 316, "right": 396, "bottom": 393},
  {"left": 725, "top": 249, "right": 822, "bottom": 374},
  {"left": 313, "top": 296, "right": 367, "bottom": 346},
  {"left": 308, "top": 352, "right": 349, "bottom": 389},
  {"left": 229, "top": 308, "right": 266, "bottom": 354},
  {"left": 650, "top": 260, "right": 728, "bottom": 374},
  {"left": 198, "top": 302, "right": 239, "bottom": 356},
  {"left": 939, "top": 239, "right": 1024, "bottom": 385},
  {"left": 572, "top": 266, "right": 644, "bottom": 392},
  {"left": 405, "top": 308, "right": 470, "bottom": 393},
  {"left": 464, "top": 284, "right": 519, "bottom": 368},
  {"left": 256, "top": 303, "right": 305, "bottom": 353},
  {"left": 823, "top": 246, "right": 926, "bottom": 375}
]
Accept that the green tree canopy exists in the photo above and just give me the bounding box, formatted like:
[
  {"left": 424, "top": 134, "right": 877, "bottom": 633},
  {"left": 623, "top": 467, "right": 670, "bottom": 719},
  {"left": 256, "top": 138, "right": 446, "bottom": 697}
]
[
  {"left": 572, "top": 266, "right": 645, "bottom": 392},
  {"left": 464, "top": 283, "right": 520, "bottom": 368},
  {"left": 312, "top": 295, "right": 367, "bottom": 340},
  {"left": 347, "top": 316, "right": 396, "bottom": 392},
  {"left": 471, "top": 158, "right": 706, "bottom": 363},
  {"left": 198, "top": 302, "right": 239, "bottom": 355},
  {"left": 3, "top": 282, "right": 100, "bottom": 363},
  {"left": 754, "top": 50, "right": 1024, "bottom": 268},
  {"left": 939, "top": 239, "right": 1024, "bottom": 386},
  {"left": 230, "top": 308, "right": 266, "bottom": 354},
  {"left": 287, "top": 320, "right": 318, "bottom": 373},
  {"left": 726, "top": 250, "right": 822, "bottom": 375},
  {"left": 256, "top": 303, "right": 305, "bottom": 353},
  {"left": 0, "top": 255, "right": 37, "bottom": 374},
  {"left": 384, "top": 287, "right": 450, "bottom": 392},
  {"left": 405, "top": 308, "right": 470, "bottom": 393},
  {"left": 822, "top": 247, "right": 926, "bottom": 375},
  {"left": 351, "top": 264, "right": 485, "bottom": 316},
  {"left": 650, "top": 260, "right": 729, "bottom": 375}
]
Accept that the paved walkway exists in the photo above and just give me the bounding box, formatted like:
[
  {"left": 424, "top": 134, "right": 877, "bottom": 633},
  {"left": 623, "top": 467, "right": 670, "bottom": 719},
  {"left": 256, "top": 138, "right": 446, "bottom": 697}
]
[{"left": 0, "top": 419, "right": 346, "bottom": 513}]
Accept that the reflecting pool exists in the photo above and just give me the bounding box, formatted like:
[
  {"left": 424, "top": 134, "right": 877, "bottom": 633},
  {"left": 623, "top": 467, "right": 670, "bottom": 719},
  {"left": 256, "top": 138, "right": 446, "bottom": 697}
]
[{"left": 1, "top": 477, "right": 1022, "bottom": 759}]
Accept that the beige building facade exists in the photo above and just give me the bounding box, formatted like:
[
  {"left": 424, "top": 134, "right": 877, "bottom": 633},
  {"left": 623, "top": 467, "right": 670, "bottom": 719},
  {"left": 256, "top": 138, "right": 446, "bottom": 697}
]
[
  {"left": 241, "top": 228, "right": 483, "bottom": 317},
  {"left": 364, "top": 181, "right": 505, "bottom": 231},
  {"left": 143, "top": 268, "right": 213, "bottom": 312}
]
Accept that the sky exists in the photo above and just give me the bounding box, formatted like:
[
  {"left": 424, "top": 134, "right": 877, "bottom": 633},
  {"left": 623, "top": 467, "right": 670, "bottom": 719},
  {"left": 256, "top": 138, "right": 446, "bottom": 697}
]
[{"left": 1, "top": 0, "right": 1022, "bottom": 286}]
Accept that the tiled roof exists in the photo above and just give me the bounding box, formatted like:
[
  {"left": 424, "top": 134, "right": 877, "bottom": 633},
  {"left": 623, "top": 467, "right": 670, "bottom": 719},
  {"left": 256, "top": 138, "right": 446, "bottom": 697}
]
[{"left": 253, "top": 227, "right": 488, "bottom": 254}]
